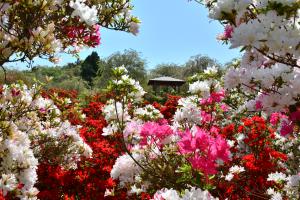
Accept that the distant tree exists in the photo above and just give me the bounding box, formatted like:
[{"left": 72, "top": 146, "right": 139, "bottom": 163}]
[
  {"left": 149, "top": 63, "right": 183, "bottom": 79},
  {"left": 93, "top": 60, "right": 113, "bottom": 89},
  {"left": 81, "top": 52, "right": 100, "bottom": 85},
  {"left": 183, "top": 54, "right": 221, "bottom": 77},
  {"left": 65, "top": 62, "right": 79, "bottom": 69},
  {"left": 107, "top": 49, "right": 147, "bottom": 84},
  {"left": 93, "top": 49, "right": 147, "bottom": 88}
]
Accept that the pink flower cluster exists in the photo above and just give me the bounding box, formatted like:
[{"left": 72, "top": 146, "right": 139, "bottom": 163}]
[
  {"left": 200, "top": 91, "right": 225, "bottom": 105},
  {"left": 178, "top": 127, "right": 230, "bottom": 175},
  {"left": 270, "top": 111, "right": 300, "bottom": 136},
  {"left": 140, "top": 121, "right": 173, "bottom": 148}
]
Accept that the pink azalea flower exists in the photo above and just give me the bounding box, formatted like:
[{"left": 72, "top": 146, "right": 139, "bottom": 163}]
[
  {"left": 200, "top": 91, "right": 225, "bottom": 105},
  {"left": 177, "top": 127, "right": 230, "bottom": 175},
  {"left": 140, "top": 122, "right": 173, "bottom": 147},
  {"left": 217, "top": 25, "right": 233, "bottom": 40},
  {"left": 220, "top": 104, "right": 229, "bottom": 112},
  {"left": 201, "top": 111, "right": 213, "bottom": 124},
  {"left": 269, "top": 112, "right": 287, "bottom": 126}
]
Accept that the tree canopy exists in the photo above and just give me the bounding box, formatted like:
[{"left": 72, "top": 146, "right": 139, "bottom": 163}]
[{"left": 81, "top": 51, "right": 100, "bottom": 84}]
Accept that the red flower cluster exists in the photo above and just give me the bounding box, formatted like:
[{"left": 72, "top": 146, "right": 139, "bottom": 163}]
[
  {"left": 35, "top": 90, "right": 127, "bottom": 199},
  {"left": 42, "top": 88, "right": 78, "bottom": 100},
  {"left": 35, "top": 90, "right": 151, "bottom": 200},
  {"left": 63, "top": 22, "right": 101, "bottom": 48},
  {"left": 152, "top": 95, "right": 181, "bottom": 120},
  {"left": 216, "top": 116, "right": 287, "bottom": 200}
]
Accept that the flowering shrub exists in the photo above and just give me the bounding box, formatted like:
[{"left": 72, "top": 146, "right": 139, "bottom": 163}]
[
  {"left": 29, "top": 88, "right": 123, "bottom": 199},
  {"left": 36, "top": 88, "right": 156, "bottom": 200},
  {"left": 214, "top": 116, "right": 288, "bottom": 199},
  {"left": 197, "top": 0, "right": 300, "bottom": 115},
  {"left": 0, "top": 0, "right": 140, "bottom": 83},
  {"left": 101, "top": 63, "right": 300, "bottom": 200},
  {"left": 0, "top": 83, "right": 92, "bottom": 199},
  {"left": 188, "top": 2, "right": 300, "bottom": 198}
]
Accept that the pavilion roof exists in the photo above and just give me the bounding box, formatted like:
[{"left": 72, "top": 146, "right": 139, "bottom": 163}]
[{"left": 148, "top": 76, "right": 186, "bottom": 85}]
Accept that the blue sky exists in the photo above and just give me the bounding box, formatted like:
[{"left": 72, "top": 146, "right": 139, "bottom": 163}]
[{"left": 10, "top": 0, "right": 241, "bottom": 70}]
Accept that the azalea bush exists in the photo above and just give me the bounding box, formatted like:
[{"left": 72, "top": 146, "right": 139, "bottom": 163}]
[
  {"left": 36, "top": 93, "right": 125, "bottom": 200},
  {"left": 0, "top": 0, "right": 141, "bottom": 198},
  {"left": 196, "top": 1, "right": 300, "bottom": 198},
  {"left": 101, "top": 63, "right": 300, "bottom": 199},
  {"left": 0, "top": 83, "right": 92, "bottom": 199},
  {"left": 0, "top": 0, "right": 140, "bottom": 82},
  {"left": 33, "top": 88, "right": 155, "bottom": 200},
  {"left": 0, "top": 0, "right": 139, "bottom": 63},
  {"left": 102, "top": 67, "right": 229, "bottom": 199}
]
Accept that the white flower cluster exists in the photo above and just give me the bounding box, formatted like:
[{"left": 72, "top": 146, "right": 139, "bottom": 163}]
[
  {"left": 267, "top": 172, "right": 287, "bottom": 183},
  {"left": 110, "top": 153, "right": 143, "bottom": 187},
  {"left": 102, "top": 100, "right": 131, "bottom": 136},
  {"left": 69, "top": 0, "right": 98, "bottom": 26},
  {"left": 173, "top": 96, "right": 202, "bottom": 130},
  {"left": 204, "top": 66, "right": 218, "bottom": 74},
  {"left": 189, "top": 80, "right": 211, "bottom": 97},
  {"left": 102, "top": 100, "right": 130, "bottom": 122},
  {"left": 230, "top": 11, "right": 300, "bottom": 56},
  {"left": 0, "top": 83, "right": 92, "bottom": 199},
  {"left": 224, "top": 50, "right": 300, "bottom": 114},
  {"left": 152, "top": 187, "right": 219, "bottom": 200},
  {"left": 203, "top": 0, "right": 300, "bottom": 115},
  {"left": 102, "top": 66, "right": 146, "bottom": 136},
  {"left": 225, "top": 165, "right": 245, "bottom": 181},
  {"left": 112, "top": 66, "right": 146, "bottom": 102},
  {"left": 189, "top": 66, "right": 221, "bottom": 97},
  {"left": 267, "top": 172, "right": 300, "bottom": 199},
  {"left": 134, "top": 105, "right": 163, "bottom": 122},
  {"left": 267, "top": 188, "right": 283, "bottom": 200}
]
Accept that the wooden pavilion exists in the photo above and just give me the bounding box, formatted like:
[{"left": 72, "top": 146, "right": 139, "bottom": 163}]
[{"left": 148, "top": 76, "right": 186, "bottom": 94}]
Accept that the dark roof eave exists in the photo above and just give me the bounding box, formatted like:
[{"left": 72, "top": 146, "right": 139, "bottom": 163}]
[{"left": 148, "top": 80, "right": 186, "bottom": 86}]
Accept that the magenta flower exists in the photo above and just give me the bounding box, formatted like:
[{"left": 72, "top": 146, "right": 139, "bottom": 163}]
[
  {"left": 140, "top": 122, "right": 173, "bottom": 147},
  {"left": 220, "top": 104, "right": 229, "bottom": 112},
  {"left": 290, "top": 111, "right": 300, "bottom": 122},
  {"left": 280, "top": 119, "right": 294, "bottom": 136},
  {"left": 177, "top": 127, "right": 230, "bottom": 175},
  {"left": 200, "top": 91, "right": 225, "bottom": 105},
  {"left": 217, "top": 25, "right": 233, "bottom": 40},
  {"left": 201, "top": 111, "right": 213, "bottom": 124},
  {"left": 255, "top": 100, "right": 263, "bottom": 110},
  {"left": 224, "top": 25, "right": 233, "bottom": 39},
  {"left": 269, "top": 112, "right": 287, "bottom": 126}
]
